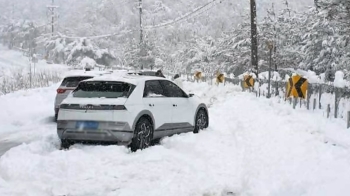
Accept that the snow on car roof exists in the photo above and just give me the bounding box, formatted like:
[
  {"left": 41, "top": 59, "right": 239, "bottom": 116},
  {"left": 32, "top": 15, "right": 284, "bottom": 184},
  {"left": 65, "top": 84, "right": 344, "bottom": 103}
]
[
  {"left": 62, "top": 70, "right": 107, "bottom": 78},
  {"left": 83, "top": 74, "right": 168, "bottom": 85},
  {"left": 62, "top": 69, "right": 128, "bottom": 78}
]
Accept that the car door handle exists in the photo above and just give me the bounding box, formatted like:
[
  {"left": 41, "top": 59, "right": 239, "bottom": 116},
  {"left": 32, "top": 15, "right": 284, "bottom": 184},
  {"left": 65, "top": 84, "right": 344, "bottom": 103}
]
[
  {"left": 173, "top": 104, "right": 177, "bottom": 107},
  {"left": 149, "top": 104, "right": 154, "bottom": 107}
]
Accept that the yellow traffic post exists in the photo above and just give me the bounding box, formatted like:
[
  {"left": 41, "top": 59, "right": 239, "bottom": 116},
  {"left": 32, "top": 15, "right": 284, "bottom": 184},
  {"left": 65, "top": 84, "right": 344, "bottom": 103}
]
[
  {"left": 216, "top": 73, "right": 225, "bottom": 85},
  {"left": 194, "top": 71, "right": 202, "bottom": 82},
  {"left": 243, "top": 75, "right": 255, "bottom": 88},
  {"left": 286, "top": 75, "right": 308, "bottom": 99}
]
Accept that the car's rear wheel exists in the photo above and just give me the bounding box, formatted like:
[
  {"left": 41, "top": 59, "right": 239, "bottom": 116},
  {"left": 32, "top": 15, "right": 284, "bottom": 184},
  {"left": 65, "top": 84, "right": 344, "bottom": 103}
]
[
  {"left": 54, "top": 108, "right": 59, "bottom": 122},
  {"left": 130, "top": 117, "right": 153, "bottom": 152},
  {"left": 60, "top": 139, "right": 71, "bottom": 150},
  {"left": 193, "top": 109, "right": 208, "bottom": 134}
]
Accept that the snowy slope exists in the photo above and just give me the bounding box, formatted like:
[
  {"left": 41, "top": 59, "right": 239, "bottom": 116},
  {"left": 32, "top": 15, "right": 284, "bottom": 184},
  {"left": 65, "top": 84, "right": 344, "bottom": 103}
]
[
  {"left": 1, "top": 81, "right": 350, "bottom": 195},
  {"left": 0, "top": 45, "right": 67, "bottom": 74}
]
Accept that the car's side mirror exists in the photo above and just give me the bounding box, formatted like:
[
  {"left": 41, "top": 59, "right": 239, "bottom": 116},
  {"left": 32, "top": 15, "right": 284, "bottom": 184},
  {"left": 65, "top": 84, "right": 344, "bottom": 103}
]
[{"left": 188, "top": 93, "right": 194, "bottom": 97}]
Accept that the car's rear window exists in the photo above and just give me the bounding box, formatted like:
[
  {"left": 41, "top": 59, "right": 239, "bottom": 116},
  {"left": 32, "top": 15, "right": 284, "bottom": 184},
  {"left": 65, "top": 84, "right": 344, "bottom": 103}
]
[
  {"left": 61, "top": 76, "right": 94, "bottom": 87},
  {"left": 73, "top": 81, "right": 135, "bottom": 98}
]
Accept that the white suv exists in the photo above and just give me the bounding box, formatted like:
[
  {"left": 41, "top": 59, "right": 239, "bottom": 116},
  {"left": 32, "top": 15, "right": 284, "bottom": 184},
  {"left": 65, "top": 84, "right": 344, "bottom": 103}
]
[{"left": 57, "top": 75, "right": 209, "bottom": 151}]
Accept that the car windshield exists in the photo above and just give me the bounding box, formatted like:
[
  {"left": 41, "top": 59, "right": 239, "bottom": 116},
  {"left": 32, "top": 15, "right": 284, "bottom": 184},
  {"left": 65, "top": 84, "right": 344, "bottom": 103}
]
[
  {"left": 61, "top": 76, "right": 94, "bottom": 87},
  {"left": 73, "top": 81, "right": 135, "bottom": 98}
]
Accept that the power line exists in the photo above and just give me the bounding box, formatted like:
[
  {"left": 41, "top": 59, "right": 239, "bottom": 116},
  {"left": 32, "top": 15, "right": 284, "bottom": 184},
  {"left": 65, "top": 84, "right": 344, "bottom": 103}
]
[
  {"left": 58, "top": 29, "right": 136, "bottom": 40},
  {"left": 58, "top": 0, "right": 221, "bottom": 40},
  {"left": 143, "top": 0, "right": 220, "bottom": 30}
]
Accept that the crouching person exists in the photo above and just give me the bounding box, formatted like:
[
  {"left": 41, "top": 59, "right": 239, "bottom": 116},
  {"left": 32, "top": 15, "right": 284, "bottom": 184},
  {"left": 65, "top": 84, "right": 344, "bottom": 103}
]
[
  {"left": 173, "top": 74, "right": 183, "bottom": 89},
  {"left": 155, "top": 70, "right": 166, "bottom": 78}
]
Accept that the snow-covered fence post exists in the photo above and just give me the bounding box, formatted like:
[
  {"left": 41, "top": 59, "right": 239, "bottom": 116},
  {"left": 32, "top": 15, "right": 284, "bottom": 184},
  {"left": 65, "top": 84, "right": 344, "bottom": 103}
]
[
  {"left": 293, "top": 98, "right": 297, "bottom": 109},
  {"left": 313, "top": 98, "right": 316, "bottom": 110},
  {"left": 29, "top": 63, "right": 32, "bottom": 89},
  {"left": 275, "top": 80, "right": 279, "bottom": 96},
  {"left": 327, "top": 104, "right": 331, "bottom": 118},
  {"left": 334, "top": 71, "right": 346, "bottom": 118},
  {"left": 306, "top": 84, "right": 312, "bottom": 110},
  {"left": 334, "top": 88, "right": 341, "bottom": 118},
  {"left": 318, "top": 85, "right": 322, "bottom": 109}
]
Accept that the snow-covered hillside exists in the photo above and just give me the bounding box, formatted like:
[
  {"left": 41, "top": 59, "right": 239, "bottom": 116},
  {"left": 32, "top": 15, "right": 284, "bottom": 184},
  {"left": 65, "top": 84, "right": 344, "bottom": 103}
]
[{"left": 1, "top": 80, "right": 350, "bottom": 196}]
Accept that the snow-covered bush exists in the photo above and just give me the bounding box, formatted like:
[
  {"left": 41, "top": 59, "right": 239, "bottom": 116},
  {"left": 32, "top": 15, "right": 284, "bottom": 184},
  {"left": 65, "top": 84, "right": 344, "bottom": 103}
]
[
  {"left": 45, "top": 37, "right": 68, "bottom": 64},
  {"left": 44, "top": 37, "right": 116, "bottom": 67},
  {"left": 80, "top": 57, "right": 96, "bottom": 69},
  {"left": 0, "top": 69, "right": 62, "bottom": 95},
  {"left": 334, "top": 71, "right": 347, "bottom": 88},
  {"left": 65, "top": 38, "right": 116, "bottom": 66}
]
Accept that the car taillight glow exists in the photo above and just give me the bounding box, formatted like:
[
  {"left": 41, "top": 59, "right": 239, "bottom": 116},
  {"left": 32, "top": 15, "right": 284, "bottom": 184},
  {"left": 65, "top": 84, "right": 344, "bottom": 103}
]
[{"left": 57, "top": 89, "right": 66, "bottom": 94}]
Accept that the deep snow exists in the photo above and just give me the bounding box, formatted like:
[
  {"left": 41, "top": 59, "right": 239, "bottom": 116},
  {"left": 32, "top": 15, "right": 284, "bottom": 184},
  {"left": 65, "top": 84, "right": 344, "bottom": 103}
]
[
  {"left": 0, "top": 84, "right": 60, "bottom": 141},
  {"left": 1, "top": 81, "right": 350, "bottom": 196}
]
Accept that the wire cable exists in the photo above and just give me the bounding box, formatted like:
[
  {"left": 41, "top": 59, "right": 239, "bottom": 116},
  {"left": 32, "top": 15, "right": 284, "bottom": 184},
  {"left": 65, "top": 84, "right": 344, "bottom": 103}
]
[
  {"left": 143, "top": 0, "right": 220, "bottom": 30},
  {"left": 58, "top": 0, "right": 221, "bottom": 40}
]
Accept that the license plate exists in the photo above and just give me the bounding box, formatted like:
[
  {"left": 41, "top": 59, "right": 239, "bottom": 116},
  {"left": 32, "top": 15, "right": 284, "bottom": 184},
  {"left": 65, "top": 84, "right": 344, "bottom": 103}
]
[{"left": 76, "top": 121, "right": 99, "bottom": 130}]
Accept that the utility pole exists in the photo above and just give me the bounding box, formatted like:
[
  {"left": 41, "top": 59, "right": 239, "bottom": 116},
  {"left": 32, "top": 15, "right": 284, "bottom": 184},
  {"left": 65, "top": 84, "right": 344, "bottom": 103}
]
[
  {"left": 139, "top": 0, "right": 144, "bottom": 70},
  {"left": 139, "top": 0, "right": 143, "bottom": 44},
  {"left": 267, "top": 42, "right": 273, "bottom": 99},
  {"left": 47, "top": 0, "right": 58, "bottom": 36},
  {"left": 271, "top": 3, "right": 279, "bottom": 96},
  {"left": 250, "top": 0, "right": 258, "bottom": 78}
]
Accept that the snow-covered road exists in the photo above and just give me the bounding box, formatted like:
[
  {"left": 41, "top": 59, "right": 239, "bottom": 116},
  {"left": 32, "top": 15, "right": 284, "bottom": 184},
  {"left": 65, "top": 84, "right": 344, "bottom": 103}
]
[{"left": 1, "top": 81, "right": 350, "bottom": 196}]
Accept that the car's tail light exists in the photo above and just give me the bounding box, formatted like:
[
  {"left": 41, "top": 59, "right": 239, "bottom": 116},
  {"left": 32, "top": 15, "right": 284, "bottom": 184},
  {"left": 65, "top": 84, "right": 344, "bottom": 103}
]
[
  {"left": 113, "top": 105, "right": 127, "bottom": 110},
  {"left": 57, "top": 89, "right": 66, "bottom": 94}
]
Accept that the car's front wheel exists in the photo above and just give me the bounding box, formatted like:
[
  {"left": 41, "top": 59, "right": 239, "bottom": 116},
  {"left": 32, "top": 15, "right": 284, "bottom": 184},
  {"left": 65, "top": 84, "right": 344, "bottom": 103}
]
[
  {"left": 130, "top": 117, "right": 153, "bottom": 152},
  {"left": 193, "top": 109, "right": 208, "bottom": 134}
]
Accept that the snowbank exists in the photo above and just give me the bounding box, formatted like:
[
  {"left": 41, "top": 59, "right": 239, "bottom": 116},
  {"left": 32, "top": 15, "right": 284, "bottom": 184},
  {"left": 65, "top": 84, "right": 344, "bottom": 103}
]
[
  {"left": 1, "top": 81, "right": 350, "bottom": 195},
  {"left": 182, "top": 81, "right": 242, "bottom": 107},
  {"left": 0, "top": 84, "right": 59, "bottom": 141}
]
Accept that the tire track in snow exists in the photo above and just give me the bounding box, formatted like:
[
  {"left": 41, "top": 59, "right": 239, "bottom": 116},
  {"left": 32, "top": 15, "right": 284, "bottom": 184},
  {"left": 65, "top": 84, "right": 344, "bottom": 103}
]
[{"left": 0, "top": 141, "right": 23, "bottom": 157}]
